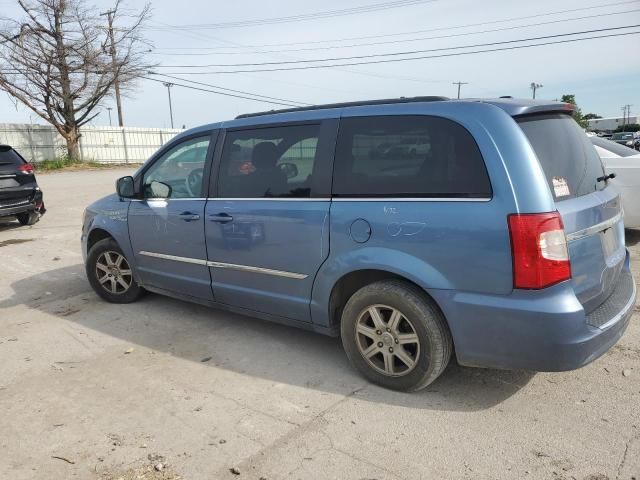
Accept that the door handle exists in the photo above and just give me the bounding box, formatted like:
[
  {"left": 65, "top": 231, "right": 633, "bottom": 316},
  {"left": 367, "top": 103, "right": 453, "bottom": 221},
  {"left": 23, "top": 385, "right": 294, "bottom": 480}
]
[
  {"left": 208, "top": 212, "right": 233, "bottom": 223},
  {"left": 179, "top": 211, "right": 201, "bottom": 222}
]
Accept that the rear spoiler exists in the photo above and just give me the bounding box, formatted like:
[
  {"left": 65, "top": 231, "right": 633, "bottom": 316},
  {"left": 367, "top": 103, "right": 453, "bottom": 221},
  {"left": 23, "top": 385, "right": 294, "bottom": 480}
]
[{"left": 475, "top": 99, "right": 576, "bottom": 118}]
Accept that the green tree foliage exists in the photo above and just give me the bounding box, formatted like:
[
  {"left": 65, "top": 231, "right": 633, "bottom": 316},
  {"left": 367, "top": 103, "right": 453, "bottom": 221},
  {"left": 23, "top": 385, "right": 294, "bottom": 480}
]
[
  {"left": 614, "top": 124, "right": 640, "bottom": 133},
  {"left": 560, "top": 94, "right": 589, "bottom": 128},
  {"left": 561, "top": 94, "right": 589, "bottom": 129}
]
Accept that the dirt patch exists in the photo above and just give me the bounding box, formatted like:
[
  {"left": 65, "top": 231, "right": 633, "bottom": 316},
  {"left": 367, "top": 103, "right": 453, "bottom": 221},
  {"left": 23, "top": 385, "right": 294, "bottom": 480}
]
[
  {"left": 100, "top": 464, "right": 181, "bottom": 480},
  {"left": 610, "top": 344, "right": 640, "bottom": 360},
  {"left": 100, "top": 455, "right": 181, "bottom": 480}
]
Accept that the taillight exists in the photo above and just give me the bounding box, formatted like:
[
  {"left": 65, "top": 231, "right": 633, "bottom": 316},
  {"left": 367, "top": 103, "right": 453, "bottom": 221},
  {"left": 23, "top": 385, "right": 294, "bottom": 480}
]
[
  {"left": 18, "top": 163, "right": 34, "bottom": 174},
  {"left": 508, "top": 212, "right": 571, "bottom": 289}
]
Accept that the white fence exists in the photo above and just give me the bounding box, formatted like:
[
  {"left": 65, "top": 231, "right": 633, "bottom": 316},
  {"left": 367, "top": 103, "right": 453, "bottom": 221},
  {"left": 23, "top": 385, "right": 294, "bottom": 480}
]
[{"left": 0, "top": 123, "right": 183, "bottom": 164}]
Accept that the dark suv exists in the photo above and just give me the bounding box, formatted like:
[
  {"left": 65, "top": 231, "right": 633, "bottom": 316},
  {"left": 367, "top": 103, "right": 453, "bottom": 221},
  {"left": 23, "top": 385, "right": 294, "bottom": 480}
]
[{"left": 0, "top": 144, "right": 45, "bottom": 225}]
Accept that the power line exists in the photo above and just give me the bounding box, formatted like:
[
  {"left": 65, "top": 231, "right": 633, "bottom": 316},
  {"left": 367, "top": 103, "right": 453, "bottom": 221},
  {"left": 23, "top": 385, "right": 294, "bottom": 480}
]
[
  {"left": 155, "top": 29, "right": 640, "bottom": 75},
  {"left": 150, "top": 0, "right": 637, "bottom": 46},
  {"left": 154, "top": 24, "right": 640, "bottom": 68},
  {"left": 150, "top": 73, "right": 312, "bottom": 105},
  {"left": 149, "top": 8, "right": 640, "bottom": 56},
  {"left": 143, "top": 76, "right": 306, "bottom": 107},
  {"left": 149, "top": 0, "right": 436, "bottom": 30}
]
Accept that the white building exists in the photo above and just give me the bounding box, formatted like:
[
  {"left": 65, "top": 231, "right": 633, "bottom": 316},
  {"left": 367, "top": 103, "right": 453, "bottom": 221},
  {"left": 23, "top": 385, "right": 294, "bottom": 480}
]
[{"left": 588, "top": 115, "right": 639, "bottom": 132}]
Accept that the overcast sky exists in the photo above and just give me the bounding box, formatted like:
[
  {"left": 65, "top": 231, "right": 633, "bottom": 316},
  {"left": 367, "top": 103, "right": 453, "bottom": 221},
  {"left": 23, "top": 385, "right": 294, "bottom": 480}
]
[{"left": 1, "top": 0, "right": 639, "bottom": 128}]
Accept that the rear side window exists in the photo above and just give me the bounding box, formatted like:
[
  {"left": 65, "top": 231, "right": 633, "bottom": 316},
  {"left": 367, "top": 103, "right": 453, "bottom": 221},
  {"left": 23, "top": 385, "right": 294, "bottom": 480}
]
[
  {"left": 0, "top": 146, "right": 26, "bottom": 167},
  {"left": 218, "top": 124, "right": 321, "bottom": 198},
  {"left": 517, "top": 114, "right": 605, "bottom": 200},
  {"left": 332, "top": 115, "right": 491, "bottom": 198}
]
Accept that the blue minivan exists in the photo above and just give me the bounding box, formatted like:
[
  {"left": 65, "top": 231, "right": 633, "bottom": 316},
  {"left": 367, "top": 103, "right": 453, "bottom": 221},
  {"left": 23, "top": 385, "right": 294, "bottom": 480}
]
[{"left": 82, "top": 97, "right": 636, "bottom": 391}]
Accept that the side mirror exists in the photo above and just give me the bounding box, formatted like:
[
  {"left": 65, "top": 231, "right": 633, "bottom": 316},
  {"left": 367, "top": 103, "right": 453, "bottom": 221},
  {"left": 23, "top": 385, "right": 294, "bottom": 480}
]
[
  {"left": 116, "top": 176, "right": 135, "bottom": 198},
  {"left": 279, "top": 162, "right": 299, "bottom": 180},
  {"left": 148, "top": 180, "right": 172, "bottom": 199}
]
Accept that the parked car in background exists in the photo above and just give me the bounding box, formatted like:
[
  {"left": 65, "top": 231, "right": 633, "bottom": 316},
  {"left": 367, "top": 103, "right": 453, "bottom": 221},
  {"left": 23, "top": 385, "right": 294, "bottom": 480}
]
[
  {"left": 610, "top": 131, "right": 639, "bottom": 150},
  {"left": 590, "top": 135, "right": 640, "bottom": 228},
  {"left": 0, "top": 144, "right": 45, "bottom": 225},
  {"left": 82, "top": 97, "right": 635, "bottom": 392}
]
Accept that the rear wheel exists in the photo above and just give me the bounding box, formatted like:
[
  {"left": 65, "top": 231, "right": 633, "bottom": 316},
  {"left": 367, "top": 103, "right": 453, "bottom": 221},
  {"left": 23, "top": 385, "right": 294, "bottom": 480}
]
[
  {"left": 16, "top": 211, "right": 40, "bottom": 226},
  {"left": 340, "top": 280, "right": 452, "bottom": 392},
  {"left": 86, "top": 238, "right": 143, "bottom": 303}
]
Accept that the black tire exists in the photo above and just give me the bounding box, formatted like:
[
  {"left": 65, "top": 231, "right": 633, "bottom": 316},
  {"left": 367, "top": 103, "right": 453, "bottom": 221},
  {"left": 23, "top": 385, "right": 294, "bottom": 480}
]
[
  {"left": 86, "top": 237, "right": 144, "bottom": 304},
  {"left": 16, "top": 211, "right": 40, "bottom": 226},
  {"left": 340, "top": 280, "right": 452, "bottom": 392}
]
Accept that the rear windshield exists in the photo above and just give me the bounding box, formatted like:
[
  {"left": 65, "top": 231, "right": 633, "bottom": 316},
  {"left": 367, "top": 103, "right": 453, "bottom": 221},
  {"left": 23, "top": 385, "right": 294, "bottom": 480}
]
[
  {"left": 517, "top": 114, "right": 605, "bottom": 200},
  {"left": 0, "top": 146, "right": 25, "bottom": 167}
]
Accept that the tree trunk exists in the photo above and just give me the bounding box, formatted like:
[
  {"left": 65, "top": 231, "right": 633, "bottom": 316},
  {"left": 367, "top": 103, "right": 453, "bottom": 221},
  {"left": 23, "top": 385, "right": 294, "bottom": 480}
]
[{"left": 64, "top": 128, "right": 81, "bottom": 161}]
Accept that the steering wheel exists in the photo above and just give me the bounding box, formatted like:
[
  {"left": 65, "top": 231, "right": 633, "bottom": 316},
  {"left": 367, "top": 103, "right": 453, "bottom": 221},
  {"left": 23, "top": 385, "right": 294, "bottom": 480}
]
[{"left": 185, "top": 168, "right": 204, "bottom": 197}]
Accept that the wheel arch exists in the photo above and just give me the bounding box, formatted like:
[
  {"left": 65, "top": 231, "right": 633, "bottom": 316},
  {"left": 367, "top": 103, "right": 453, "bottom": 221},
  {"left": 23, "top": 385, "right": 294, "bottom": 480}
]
[
  {"left": 325, "top": 268, "right": 449, "bottom": 333},
  {"left": 87, "top": 227, "right": 114, "bottom": 253}
]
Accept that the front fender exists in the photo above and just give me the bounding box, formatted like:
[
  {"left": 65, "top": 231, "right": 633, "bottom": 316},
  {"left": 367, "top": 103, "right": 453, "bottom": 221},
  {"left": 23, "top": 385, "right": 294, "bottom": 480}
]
[
  {"left": 82, "top": 194, "right": 134, "bottom": 273},
  {"left": 310, "top": 246, "right": 452, "bottom": 327}
]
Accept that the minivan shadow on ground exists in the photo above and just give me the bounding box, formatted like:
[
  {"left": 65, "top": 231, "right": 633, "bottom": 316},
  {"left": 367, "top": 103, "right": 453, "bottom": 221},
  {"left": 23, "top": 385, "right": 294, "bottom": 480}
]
[{"left": 1, "top": 263, "right": 536, "bottom": 412}]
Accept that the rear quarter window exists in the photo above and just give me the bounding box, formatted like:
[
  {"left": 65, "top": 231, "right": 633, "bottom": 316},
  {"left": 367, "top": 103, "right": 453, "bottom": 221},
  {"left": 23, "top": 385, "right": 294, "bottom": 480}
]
[
  {"left": 332, "top": 115, "right": 492, "bottom": 198},
  {"left": 517, "top": 114, "right": 605, "bottom": 200}
]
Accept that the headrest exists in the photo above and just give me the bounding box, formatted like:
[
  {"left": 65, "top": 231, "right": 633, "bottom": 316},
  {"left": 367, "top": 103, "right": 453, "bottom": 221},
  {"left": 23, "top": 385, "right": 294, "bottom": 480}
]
[{"left": 252, "top": 142, "right": 279, "bottom": 169}]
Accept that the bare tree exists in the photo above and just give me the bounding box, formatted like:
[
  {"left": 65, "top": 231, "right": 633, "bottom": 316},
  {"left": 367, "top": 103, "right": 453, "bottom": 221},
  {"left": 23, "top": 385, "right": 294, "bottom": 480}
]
[{"left": 0, "top": 0, "right": 152, "bottom": 160}]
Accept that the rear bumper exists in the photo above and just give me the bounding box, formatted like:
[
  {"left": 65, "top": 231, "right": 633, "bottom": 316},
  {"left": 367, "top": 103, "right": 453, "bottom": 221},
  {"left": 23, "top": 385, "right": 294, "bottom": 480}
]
[
  {"left": 431, "top": 251, "right": 636, "bottom": 371},
  {"left": 0, "top": 190, "right": 45, "bottom": 218}
]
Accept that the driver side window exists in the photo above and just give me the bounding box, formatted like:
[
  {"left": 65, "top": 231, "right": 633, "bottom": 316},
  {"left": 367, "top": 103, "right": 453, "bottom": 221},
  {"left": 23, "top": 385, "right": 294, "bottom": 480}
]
[{"left": 143, "top": 136, "right": 210, "bottom": 199}]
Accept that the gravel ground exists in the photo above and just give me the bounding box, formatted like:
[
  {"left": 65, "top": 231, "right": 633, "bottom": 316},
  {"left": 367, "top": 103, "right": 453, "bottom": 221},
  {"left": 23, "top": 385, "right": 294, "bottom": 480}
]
[{"left": 0, "top": 168, "right": 639, "bottom": 480}]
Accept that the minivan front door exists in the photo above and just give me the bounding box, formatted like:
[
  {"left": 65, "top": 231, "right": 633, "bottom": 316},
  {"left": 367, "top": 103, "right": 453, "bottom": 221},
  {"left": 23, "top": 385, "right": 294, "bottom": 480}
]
[
  {"left": 205, "top": 121, "right": 336, "bottom": 322},
  {"left": 129, "top": 134, "right": 215, "bottom": 301}
]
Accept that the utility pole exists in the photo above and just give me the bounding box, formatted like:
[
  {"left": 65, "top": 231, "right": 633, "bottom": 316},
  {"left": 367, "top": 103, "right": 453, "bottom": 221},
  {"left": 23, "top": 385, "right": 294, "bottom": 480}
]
[
  {"left": 621, "top": 104, "right": 632, "bottom": 132},
  {"left": 530, "top": 82, "right": 543, "bottom": 99},
  {"left": 107, "top": 107, "right": 113, "bottom": 127},
  {"left": 452, "top": 81, "right": 468, "bottom": 99},
  {"left": 100, "top": 9, "right": 124, "bottom": 127},
  {"left": 163, "top": 82, "right": 174, "bottom": 128}
]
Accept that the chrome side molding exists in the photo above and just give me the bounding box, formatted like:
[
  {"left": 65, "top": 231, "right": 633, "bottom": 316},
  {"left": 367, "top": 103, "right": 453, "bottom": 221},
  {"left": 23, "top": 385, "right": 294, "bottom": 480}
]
[
  {"left": 139, "top": 251, "right": 208, "bottom": 265},
  {"left": 139, "top": 251, "right": 307, "bottom": 279}
]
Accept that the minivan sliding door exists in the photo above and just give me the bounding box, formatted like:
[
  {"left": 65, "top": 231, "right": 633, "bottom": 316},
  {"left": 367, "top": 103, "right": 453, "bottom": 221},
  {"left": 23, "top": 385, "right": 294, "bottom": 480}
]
[{"left": 205, "top": 120, "right": 337, "bottom": 322}]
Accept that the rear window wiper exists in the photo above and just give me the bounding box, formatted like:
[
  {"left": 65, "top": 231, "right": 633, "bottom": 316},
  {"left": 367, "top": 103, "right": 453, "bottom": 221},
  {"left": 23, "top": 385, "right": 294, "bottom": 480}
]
[{"left": 597, "top": 173, "right": 616, "bottom": 183}]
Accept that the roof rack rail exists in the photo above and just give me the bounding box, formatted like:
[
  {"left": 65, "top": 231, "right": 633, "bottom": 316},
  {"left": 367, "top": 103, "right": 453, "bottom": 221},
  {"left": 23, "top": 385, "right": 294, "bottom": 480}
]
[{"left": 235, "top": 96, "right": 450, "bottom": 119}]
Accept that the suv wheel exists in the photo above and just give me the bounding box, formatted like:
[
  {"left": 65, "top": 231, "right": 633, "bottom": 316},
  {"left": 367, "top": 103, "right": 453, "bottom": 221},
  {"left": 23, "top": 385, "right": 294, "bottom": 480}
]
[
  {"left": 16, "top": 211, "right": 40, "bottom": 226},
  {"left": 340, "top": 280, "right": 452, "bottom": 392},
  {"left": 86, "top": 238, "right": 143, "bottom": 303}
]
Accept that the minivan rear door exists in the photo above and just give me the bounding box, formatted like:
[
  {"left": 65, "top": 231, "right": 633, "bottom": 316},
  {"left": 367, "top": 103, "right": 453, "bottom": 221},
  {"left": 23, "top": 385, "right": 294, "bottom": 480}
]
[{"left": 517, "top": 114, "right": 626, "bottom": 315}]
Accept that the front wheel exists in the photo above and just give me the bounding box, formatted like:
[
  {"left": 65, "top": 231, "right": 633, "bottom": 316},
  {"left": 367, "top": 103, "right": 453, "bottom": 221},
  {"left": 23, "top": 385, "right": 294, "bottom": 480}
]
[
  {"left": 86, "top": 238, "right": 143, "bottom": 303},
  {"left": 340, "top": 280, "right": 452, "bottom": 392}
]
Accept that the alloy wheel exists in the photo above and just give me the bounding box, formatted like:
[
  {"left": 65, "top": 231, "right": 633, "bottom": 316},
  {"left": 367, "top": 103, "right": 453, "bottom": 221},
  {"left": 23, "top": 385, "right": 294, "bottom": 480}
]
[
  {"left": 354, "top": 304, "right": 420, "bottom": 377},
  {"left": 95, "top": 251, "right": 132, "bottom": 295}
]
